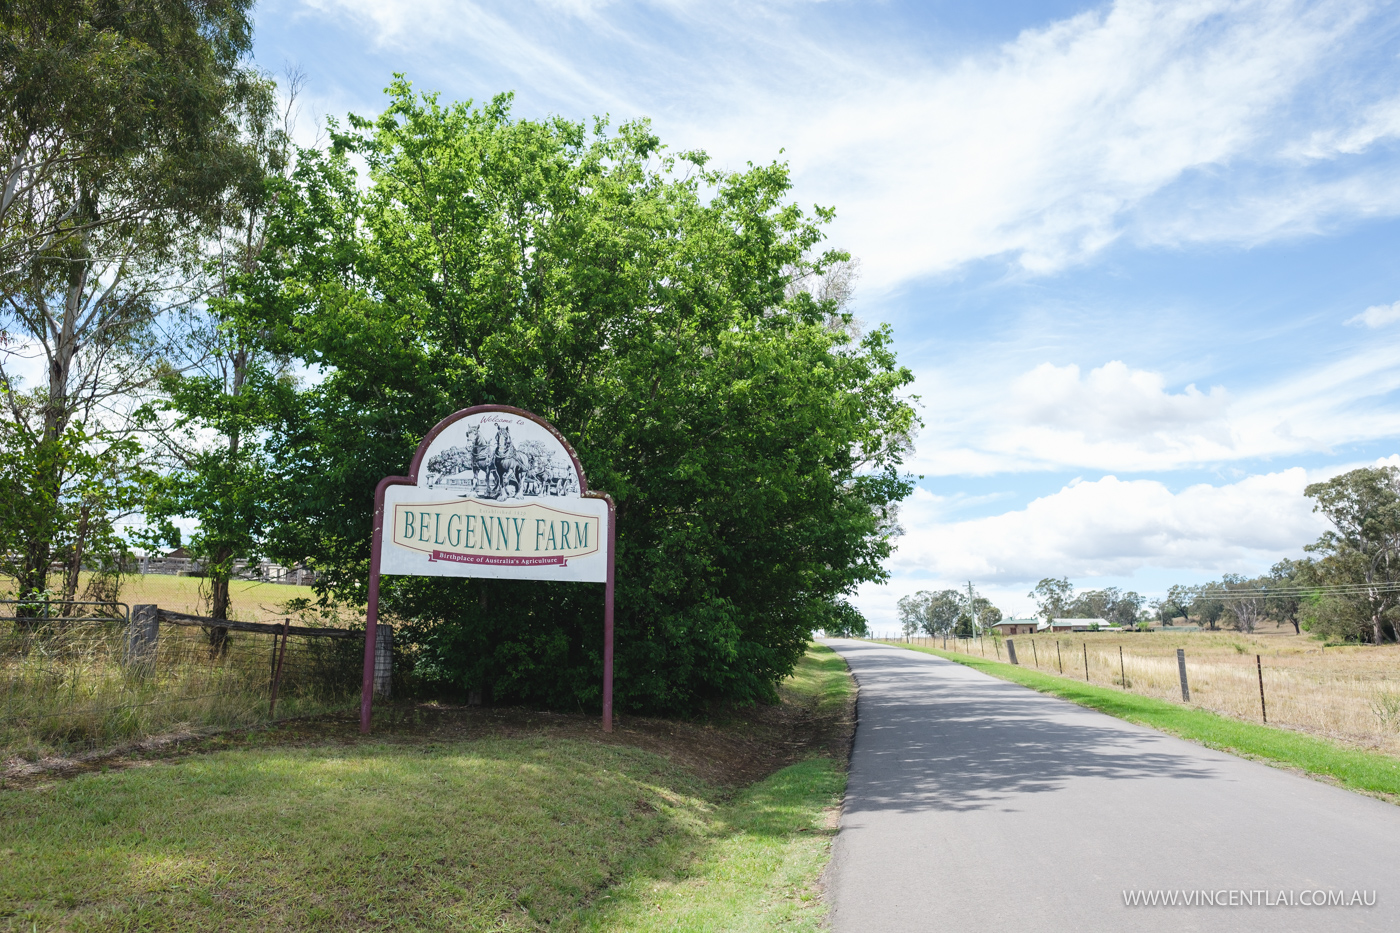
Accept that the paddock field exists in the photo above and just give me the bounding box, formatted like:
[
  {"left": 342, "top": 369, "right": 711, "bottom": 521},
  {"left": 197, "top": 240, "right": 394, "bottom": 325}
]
[{"left": 877, "top": 623, "right": 1400, "bottom": 757}]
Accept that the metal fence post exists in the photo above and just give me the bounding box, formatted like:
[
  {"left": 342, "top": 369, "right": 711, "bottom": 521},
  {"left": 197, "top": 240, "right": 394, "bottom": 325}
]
[
  {"left": 269, "top": 620, "right": 290, "bottom": 718},
  {"left": 1083, "top": 643, "right": 1089, "bottom": 681},
  {"left": 1007, "top": 639, "right": 1018, "bottom": 665},
  {"left": 1177, "top": 648, "right": 1190, "bottom": 702},
  {"left": 1257, "top": 654, "right": 1267, "bottom": 723},
  {"left": 125, "top": 604, "right": 160, "bottom": 674}
]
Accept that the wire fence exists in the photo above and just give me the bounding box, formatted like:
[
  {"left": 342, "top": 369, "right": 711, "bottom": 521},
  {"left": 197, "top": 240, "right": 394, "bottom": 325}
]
[
  {"left": 1, "top": 601, "right": 374, "bottom": 759},
  {"left": 878, "top": 633, "right": 1400, "bottom": 756}
]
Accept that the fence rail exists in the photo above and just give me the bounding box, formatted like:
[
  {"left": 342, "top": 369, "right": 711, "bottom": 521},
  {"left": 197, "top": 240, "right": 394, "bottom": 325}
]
[{"left": 1, "top": 604, "right": 381, "bottom": 759}]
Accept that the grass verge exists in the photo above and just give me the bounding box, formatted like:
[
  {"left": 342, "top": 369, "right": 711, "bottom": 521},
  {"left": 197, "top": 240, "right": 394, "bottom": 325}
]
[
  {"left": 0, "top": 644, "right": 853, "bottom": 932},
  {"left": 896, "top": 643, "right": 1400, "bottom": 800}
]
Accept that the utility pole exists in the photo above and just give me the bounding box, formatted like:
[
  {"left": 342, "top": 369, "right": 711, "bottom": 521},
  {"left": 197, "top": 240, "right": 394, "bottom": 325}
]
[{"left": 967, "top": 580, "right": 979, "bottom": 639}]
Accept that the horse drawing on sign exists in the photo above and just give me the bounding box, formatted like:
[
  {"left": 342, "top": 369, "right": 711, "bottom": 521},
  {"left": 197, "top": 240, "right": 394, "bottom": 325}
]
[
  {"left": 489, "top": 425, "right": 532, "bottom": 499},
  {"left": 468, "top": 428, "right": 493, "bottom": 493}
]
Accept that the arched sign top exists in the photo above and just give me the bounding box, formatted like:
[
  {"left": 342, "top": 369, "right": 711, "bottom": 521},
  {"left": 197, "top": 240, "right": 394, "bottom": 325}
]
[{"left": 408, "top": 404, "right": 591, "bottom": 499}]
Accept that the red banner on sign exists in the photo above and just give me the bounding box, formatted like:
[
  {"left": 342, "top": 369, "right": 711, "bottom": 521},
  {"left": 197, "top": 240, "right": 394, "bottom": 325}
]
[{"left": 428, "top": 551, "right": 567, "bottom": 567}]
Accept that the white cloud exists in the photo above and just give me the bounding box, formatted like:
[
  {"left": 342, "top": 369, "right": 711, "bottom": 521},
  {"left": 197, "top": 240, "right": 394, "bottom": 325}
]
[
  {"left": 286, "top": 0, "right": 1400, "bottom": 289},
  {"left": 910, "top": 340, "right": 1400, "bottom": 475},
  {"left": 890, "top": 467, "right": 1329, "bottom": 584},
  {"left": 1348, "top": 300, "right": 1400, "bottom": 328}
]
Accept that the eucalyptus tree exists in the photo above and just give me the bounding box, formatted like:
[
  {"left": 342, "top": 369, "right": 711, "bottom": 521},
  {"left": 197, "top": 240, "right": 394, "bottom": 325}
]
[
  {"left": 897, "top": 591, "right": 931, "bottom": 637},
  {"left": 1265, "top": 558, "right": 1310, "bottom": 634},
  {"left": 141, "top": 72, "right": 302, "bottom": 631},
  {"left": 1304, "top": 467, "right": 1400, "bottom": 643},
  {"left": 0, "top": 0, "right": 257, "bottom": 603},
  {"left": 1219, "top": 573, "right": 1265, "bottom": 633},
  {"left": 1028, "top": 576, "right": 1073, "bottom": 621}
]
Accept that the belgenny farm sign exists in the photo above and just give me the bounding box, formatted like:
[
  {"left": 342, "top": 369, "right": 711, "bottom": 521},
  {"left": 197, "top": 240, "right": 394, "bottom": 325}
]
[
  {"left": 377, "top": 409, "right": 609, "bottom": 583},
  {"left": 361, "top": 405, "right": 616, "bottom": 734}
]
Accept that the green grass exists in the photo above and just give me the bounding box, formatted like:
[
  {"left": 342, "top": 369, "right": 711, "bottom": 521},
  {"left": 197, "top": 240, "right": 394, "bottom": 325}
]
[
  {"left": 572, "top": 644, "right": 853, "bottom": 933},
  {"left": 896, "top": 643, "right": 1400, "bottom": 799},
  {"left": 0, "top": 644, "right": 853, "bottom": 932},
  {"left": 571, "top": 758, "right": 843, "bottom": 932}
]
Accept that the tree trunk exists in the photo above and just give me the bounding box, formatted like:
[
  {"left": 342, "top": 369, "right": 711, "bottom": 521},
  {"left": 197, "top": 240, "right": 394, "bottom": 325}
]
[
  {"left": 60, "top": 504, "right": 91, "bottom": 614},
  {"left": 207, "top": 543, "right": 233, "bottom": 656},
  {"left": 16, "top": 241, "right": 89, "bottom": 619}
]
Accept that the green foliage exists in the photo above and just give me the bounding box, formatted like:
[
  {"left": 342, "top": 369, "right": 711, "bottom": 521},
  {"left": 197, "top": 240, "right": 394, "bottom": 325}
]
[
  {"left": 1028, "top": 576, "right": 1072, "bottom": 620},
  {"left": 0, "top": 0, "right": 261, "bottom": 603},
  {"left": 139, "top": 72, "right": 298, "bottom": 621},
  {"left": 254, "top": 82, "right": 916, "bottom": 713},
  {"left": 817, "top": 599, "right": 869, "bottom": 638},
  {"left": 1304, "top": 466, "right": 1400, "bottom": 643},
  {"left": 1299, "top": 592, "right": 1375, "bottom": 644},
  {"left": 0, "top": 416, "right": 145, "bottom": 601},
  {"left": 898, "top": 587, "right": 1000, "bottom": 637},
  {"left": 0, "top": 0, "right": 256, "bottom": 282}
]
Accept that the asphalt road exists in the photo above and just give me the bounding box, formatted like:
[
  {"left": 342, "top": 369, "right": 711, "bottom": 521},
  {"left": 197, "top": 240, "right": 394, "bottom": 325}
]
[{"left": 822, "top": 638, "right": 1400, "bottom": 932}]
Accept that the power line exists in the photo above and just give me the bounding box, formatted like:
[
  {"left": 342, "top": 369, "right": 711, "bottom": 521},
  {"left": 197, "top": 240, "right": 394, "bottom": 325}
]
[{"left": 1174, "top": 581, "right": 1400, "bottom": 601}]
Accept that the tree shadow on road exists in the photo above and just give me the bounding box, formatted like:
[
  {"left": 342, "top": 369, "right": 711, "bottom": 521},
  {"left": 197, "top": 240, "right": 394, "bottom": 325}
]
[{"left": 833, "top": 640, "right": 1217, "bottom": 814}]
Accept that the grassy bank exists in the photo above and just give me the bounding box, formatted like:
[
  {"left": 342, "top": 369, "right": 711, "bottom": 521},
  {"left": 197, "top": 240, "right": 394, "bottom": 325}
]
[
  {"left": 0, "top": 645, "right": 853, "bottom": 932},
  {"left": 895, "top": 643, "right": 1400, "bottom": 800}
]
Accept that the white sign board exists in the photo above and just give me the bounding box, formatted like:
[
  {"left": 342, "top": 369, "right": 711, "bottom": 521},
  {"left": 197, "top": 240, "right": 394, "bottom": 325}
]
[{"left": 376, "top": 408, "right": 609, "bottom": 582}]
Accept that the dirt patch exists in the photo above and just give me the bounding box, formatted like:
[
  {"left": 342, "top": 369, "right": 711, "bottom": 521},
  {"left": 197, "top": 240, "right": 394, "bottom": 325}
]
[{"left": 2, "top": 663, "right": 856, "bottom": 791}]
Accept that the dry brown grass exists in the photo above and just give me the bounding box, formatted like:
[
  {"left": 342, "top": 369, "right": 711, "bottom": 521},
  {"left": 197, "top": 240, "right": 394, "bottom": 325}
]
[
  {"left": 1, "top": 571, "right": 337, "bottom": 623},
  {"left": 0, "top": 613, "right": 360, "bottom": 760},
  {"left": 894, "top": 624, "right": 1400, "bottom": 755}
]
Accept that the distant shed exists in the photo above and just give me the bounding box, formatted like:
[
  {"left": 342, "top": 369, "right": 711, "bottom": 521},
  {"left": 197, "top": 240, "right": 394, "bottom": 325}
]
[
  {"left": 991, "top": 618, "right": 1040, "bottom": 635},
  {"left": 1048, "top": 618, "right": 1107, "bottom": 632}
]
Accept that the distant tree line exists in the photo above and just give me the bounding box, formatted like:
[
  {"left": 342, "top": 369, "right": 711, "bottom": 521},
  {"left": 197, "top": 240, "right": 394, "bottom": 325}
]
[
  {"left": 897, "top": 586, "right": 1003, "bottom": 637},
  {"left": 1017, "top": 466, "right": 1400, "bottom": 644},
  {"left": 1025, "top": 578, "right": 1146, "bottom": 628},
  {"left": 1151, "top": 467, "right": 1400, "bottom": 644}
]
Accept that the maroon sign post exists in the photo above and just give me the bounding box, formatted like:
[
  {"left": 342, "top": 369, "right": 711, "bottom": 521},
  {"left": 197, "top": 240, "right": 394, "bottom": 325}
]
[{"left": 359, "top": 405, "right": 616, "bottom": 733}]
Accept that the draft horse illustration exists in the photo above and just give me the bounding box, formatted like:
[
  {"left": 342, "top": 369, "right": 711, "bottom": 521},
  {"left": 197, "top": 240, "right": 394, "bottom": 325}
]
[{"left": 488, "top": 425, "right": 532, "bottom": 499}]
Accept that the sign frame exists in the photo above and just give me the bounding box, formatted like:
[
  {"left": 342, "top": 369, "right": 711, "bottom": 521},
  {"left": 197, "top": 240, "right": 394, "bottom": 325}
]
[{"left": 359, "top": 404, "right": 616, "bottom": 733}]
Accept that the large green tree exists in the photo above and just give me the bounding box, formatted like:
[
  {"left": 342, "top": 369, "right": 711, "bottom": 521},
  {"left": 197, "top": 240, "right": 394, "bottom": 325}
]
[
  {"left": 256, "top": 82, "right": 917, "bottom": 712},
  {"left": 0, "top": 0, "right": 257, "bottom": 604},
  {"left": 1304, "top": 466, "right": 1400, "bottom": 643},
  {"left": 142, "top": 71, "right": 300, "bottom": 637}
]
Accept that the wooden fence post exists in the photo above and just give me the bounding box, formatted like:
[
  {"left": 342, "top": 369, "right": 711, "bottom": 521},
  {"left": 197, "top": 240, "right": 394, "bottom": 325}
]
[
  {"left": 374, "top": 625, "right": 394, "bottom": 697},
  {"left": 1006, "top": 639, "right": 1018, "bottom": 665},
  {"left": 124, "top": 604, "right": 160, "bottom": 674},
  {"left": 1177, "top": 648, "right": 1190, "bottom": 702}
]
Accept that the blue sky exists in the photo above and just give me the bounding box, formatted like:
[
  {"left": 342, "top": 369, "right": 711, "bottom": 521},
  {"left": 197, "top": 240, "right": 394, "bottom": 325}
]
[{"left": 252, "top": 0, "right": 1400, "bottom": 625}]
